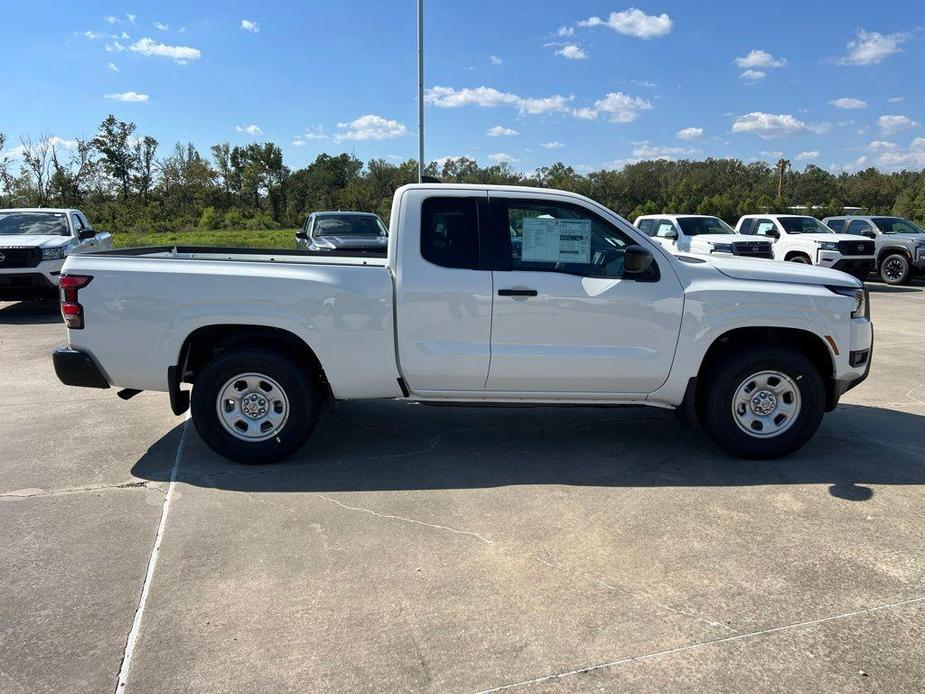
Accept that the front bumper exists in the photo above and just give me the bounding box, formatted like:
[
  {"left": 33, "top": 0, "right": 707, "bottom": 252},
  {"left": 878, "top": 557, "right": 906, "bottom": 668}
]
[
  {"left": 52, "top": 347, "right": 110, "bottom": 389},
  {"left": 827, "top": 320, "right": 874, "bottom": 410},
  {"left": 0, "top": 271, "right": 58, "bottom": 299},
  {"left": 913, "top": 247, "right": 925, "bottom": 271}
]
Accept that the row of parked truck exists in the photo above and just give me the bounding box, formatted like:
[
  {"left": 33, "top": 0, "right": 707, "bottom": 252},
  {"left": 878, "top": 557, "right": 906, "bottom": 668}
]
[{"left": 634, "top": 213, "right": 925, "bottom": 286}]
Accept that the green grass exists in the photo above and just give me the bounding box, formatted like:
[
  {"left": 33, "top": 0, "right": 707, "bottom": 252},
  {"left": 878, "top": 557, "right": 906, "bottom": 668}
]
[{"left": 113, "top": 228, "right": 299, "bottom": 249}]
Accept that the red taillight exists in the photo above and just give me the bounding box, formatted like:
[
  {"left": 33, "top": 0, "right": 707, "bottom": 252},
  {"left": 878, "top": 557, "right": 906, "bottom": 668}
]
[{"left": 59, "top": 274, "right": 93, "bottom": 329}]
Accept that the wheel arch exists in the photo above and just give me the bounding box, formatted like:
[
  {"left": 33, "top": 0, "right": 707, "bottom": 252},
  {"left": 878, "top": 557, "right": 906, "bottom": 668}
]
[
  {"left": 176, "top": 324, "right": 329, "bottom": 395},
  {"left": 876, "top": 246, "right": 912, "bottom": 266},
  {"left": 694, "top": 326, "right": 836, "bottom": 412},
  {"left": 784, "top": 250, "right": 813, "bottom": 263}
]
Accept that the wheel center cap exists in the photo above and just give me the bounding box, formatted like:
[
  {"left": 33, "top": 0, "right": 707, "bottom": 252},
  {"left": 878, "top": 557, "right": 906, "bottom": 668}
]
[
  {"left": 241, "top": 392, "right": 269, "bottom": 419},
  {"left": 750, "top": 390, "right": 777, "bottom": 416}
]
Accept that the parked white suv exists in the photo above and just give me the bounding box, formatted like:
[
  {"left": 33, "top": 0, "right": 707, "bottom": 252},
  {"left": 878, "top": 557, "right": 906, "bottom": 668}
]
[
  {"left": 0, "top": 208, "right": 113, "bottom": 300},
  {"left": 736, "top": 214, "right": 875, "bottom": 281},
  {"left": 822, "top": 215, "right": 925, "bottom": 285},
  {"left": 635, "top": 215, "right": 773, "bottom": 259}
]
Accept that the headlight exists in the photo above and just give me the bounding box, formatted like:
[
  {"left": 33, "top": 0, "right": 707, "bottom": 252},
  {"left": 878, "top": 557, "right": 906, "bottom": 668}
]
[
  {"left": 41, "top": 247, "right": 67, "bottom": 261},
  {"left": 817, "top": 241, "right": 839, "bottom": 252},
  {"left": 828, "top": 285, "right": 868, "bottom": 319},
  {"left": 916, "top": 244, "right": 925, "bottom": 260},
  {"left": 710, "top": 242, "right": 734, "bottom": 253}
]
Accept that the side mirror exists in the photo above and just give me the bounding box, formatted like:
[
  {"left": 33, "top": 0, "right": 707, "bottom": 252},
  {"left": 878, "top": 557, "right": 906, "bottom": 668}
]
[
  {"left": 862, "top": 230, "right": 876, "bottom": 239},
  {"left": 624, "top": 245, "right": 656, "bottom": 276},
  {"left": 295, "top": 230, "right": 308, "bottom": 240},
  {"left": 78, "top": 229, "right": 96, "bottom": 240},
  {"left": 663, "top": 229, "right": 678, "bottom": 240}
]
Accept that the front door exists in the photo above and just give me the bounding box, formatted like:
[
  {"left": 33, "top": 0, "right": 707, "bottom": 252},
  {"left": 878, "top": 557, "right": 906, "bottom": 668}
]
[{"left": 486, "top": 194, "right": 684, "bottom": 394}]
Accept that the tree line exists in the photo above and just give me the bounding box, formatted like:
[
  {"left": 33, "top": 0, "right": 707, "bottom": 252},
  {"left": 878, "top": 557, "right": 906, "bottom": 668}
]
[{"left": 2, "top": 115, "right": 925, "bottom": 234}]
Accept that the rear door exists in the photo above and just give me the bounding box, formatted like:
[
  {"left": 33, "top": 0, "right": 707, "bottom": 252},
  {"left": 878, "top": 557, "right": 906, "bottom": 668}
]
[
  {"left": 393, "top": 190, "right": 494, "bottom": 391},
  {"left": 485, "top": 192, "right": 684, "bottom": 394}
]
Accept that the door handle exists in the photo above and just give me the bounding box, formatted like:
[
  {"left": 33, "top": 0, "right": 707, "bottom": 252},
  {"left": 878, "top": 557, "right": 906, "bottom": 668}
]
[{"left": 498, "top": 288, "right": 538, "bottom": 297}]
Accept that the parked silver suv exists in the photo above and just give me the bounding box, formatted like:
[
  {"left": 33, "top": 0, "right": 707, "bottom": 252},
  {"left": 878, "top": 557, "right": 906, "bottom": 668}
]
[{"left": 822, "top": 216, "right": 925, "bottom": 285}]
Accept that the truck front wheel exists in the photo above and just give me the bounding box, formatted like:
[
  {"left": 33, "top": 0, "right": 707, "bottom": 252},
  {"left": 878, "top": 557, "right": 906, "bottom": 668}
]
[
  {"left": 191, "top": 348, "right": 321, "bottom": 464},
  {"left": 880, "top": 253, "right": 912, "bottom": 285},
  {"left": 698, "top": 346, "right": 825, "bottom": 459}
]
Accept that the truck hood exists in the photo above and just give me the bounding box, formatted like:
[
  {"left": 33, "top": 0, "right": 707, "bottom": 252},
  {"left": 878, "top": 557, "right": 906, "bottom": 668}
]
[
  {"left": 0, "top": 235, "right": 71, "bottom": 249},
  {"left": 683, "top": 253, "right": 861, "bottom": 288},
  {"left": 312, "top": 235, "right": 388, "bottom": 250},
  {"left": 794, "top": 233, "right": 857, "bottom": 243},
  {"left": 691, "top": 233, "right": 763, "bottom": 245}
]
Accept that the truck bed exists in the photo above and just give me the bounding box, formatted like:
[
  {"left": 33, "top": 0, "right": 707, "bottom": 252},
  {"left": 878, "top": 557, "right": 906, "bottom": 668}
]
[{"left": 61, "top": 245, "right": 400, "bottom": 399}]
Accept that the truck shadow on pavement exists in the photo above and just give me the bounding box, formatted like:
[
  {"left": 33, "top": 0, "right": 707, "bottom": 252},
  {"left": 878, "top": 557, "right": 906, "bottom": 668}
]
[
  {"left": 131, "top": 401, "right": 925, "bottom": 502},
  {"left": 0, "top": 299, "right": 61, "bottom": 325}
]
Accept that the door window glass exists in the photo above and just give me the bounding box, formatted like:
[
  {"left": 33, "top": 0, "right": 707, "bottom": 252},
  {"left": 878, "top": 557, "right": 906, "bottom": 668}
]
[
  {"left": 655, "top": 220, "right": 676, "bottom": 238},
  {"left": 71, "top": 214, "right": 85, "bottom": 232},
  {"left": 846, "top": 220, "right": 873, "bottom": 235},
  {"left": 503, "top": 200, "right": 644, "bottom": 279},
  {"left": 754, "top": 219, "right": 777, "bottom": 237},
  {"left": 421, "top": 197, "right": 479, "bottom": 269}
]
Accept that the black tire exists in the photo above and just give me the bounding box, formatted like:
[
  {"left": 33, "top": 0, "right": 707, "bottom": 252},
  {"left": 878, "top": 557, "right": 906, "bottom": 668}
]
[
  {"left": 698, "top": 345, "right": 825, "bottom": 460},
  {"left": 787, "top": 255, "right": 811, "bottom": 264},
  {"left": 879, "top": 253, "right": 912, "bottom": 285},
  {"left": 191, "top": 348, "right": 321, "bottom": 464}
]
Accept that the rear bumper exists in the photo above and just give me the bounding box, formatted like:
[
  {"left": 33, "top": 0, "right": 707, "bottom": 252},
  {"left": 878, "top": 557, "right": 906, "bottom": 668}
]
[
  {"left": 0, "top": 272, "right": 58, "bottom": 299},
  {"left": 52, "top": 347, "right": 110, "bottom": 389}
]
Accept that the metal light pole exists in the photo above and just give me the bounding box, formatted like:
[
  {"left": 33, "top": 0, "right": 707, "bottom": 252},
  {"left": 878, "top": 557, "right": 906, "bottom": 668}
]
[{"left": 417, "top": 0, "right": 424, "bottom": 182}]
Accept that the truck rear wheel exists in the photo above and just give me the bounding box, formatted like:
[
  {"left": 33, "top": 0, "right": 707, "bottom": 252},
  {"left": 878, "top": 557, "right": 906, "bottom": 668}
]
[
  {"left": 698, "top": 346, "right": 825, "bottom": 459},
  {"left": 880, "top": 253, "right": 912, "bottom": 285},
  {"left": 191, "top": 348, "right": 321, "bottom": 464}
]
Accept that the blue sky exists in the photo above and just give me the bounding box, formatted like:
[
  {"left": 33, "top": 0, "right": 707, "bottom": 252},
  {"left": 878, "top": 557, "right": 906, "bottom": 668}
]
[{"left": 2, "top": 1, "right": 924, "bottom": 173}]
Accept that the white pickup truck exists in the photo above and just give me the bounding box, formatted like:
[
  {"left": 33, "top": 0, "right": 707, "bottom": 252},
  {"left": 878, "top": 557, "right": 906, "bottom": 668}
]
[
  {"left": 634, "top": 214, "right": 773, "bottom": 259},
  {"left": 735, "top": 214, "right": 876, "bottom": 281},
  {"left": 52, "top": 184, "right": 873, "bottom": 463},
  {"left": 0, "top": 208, "right": 113, "bottom": 300}
]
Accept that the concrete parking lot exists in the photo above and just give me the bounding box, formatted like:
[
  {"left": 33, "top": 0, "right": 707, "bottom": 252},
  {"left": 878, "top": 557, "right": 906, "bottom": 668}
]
[{"left": 2, "top": 284, "right": 924, "bottom": 693}]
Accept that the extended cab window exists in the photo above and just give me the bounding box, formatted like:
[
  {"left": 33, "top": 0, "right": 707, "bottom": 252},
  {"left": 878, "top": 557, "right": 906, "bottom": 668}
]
[
  {"left": 637, "top": 219, "right": 655, "bottom": 236},
  {"left": 502, "top": 199, "right": 643, "bottom": 279},
  {"left": 826, "top": 219, "right": 845, "bottom": 232},
  {"left": 421, "top": 197, "right": 479, "bottom": 269}
]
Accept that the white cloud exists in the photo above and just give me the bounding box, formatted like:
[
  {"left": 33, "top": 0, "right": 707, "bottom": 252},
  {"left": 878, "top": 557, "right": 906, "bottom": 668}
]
[
  {"left": 104, "top": 15, "right": 117, "bottom": 24},
  {"left": 796, "top": 150, "right": 820, "bottom": 161},
  {"left": 489, "top": 55, "right": 502, "bottom": 65},
  {"left": 557, "top": 26, "right": 574, "bottom": 37},
  {"left": 541, "top": 141, "right": 565, "bottom": 149},
  {"left": 632, "top": 143, "right": 697, "bottom": 160},
  {"left": 732, "top": 112, "right": 813, "bottom": 139},
  {"left": 335, "top": 114, "right": 407, "bottom": 142},
  {"left": 631, "top": 79, "right": 657, "bottom": 88},
  {"left": 740, "top": 69, "right": 766, "bottom": 82},
  {"left": 291, "top": 126, "right": 327, "bottom": 145},
  {"left": 760, "top": 150, "right": 784, "bottom": 159},
  {"left": 875, "top": 137, "right": 925, "bottom": 169},
  {"left": 241, "top": 19, "right": 260, "bottom": 32},
  {"left": 236, "top": 124, "right": 263, "bottom": 136},
  {"left": 868, "top": 140, "right": 898, "bottom": 151},
  {"left": 586, "top": 92, "right": 653, "bottom": 123},
  {"left": 676, "top": 127, "right": 703, "bottom": 140},
  {"left": 105, "top": 41, "right": 126, "bottom": 53},
  {"left": 431, "top": 155, "right": 466, "bottom": 168},
  {"left": 126, "top": 14, "right": 136, "bottom": 24},
  {"left": 838, "top": 29, "right": 909, "bottom": 65},
  {"left": 488, "top": 152, "right": 518, "bottom": 163},
  {"left": 829, "top": 97, "right": 867, "bottom": 110},
  {"left": 83, "top": 30, "right": 104, "bottom": 40},
  {"left": 105, "top": 91, "right": 149, "bottom": 103},
  {"left": 735, "top": 49, "right": 787, "bottom": 69},
  {"left": 888, "top": 96, "right": 905, "bottom": 103},
  {"left": 572, "top": 107, "right": 597, "bottom": 120},
  {"left": 578, "top": 8, "right": 673, "bottom": 39},
  {"left": 154, "top": 22, "right": 170, "bottom": 31},
  {"left": 107, "top": 62, "right": 119, "bottom": 72},
  {"left": 487, "top": 125, "right": 519, "bottom": 137},
  {"left": 555, "top": 44, "right": 588, "bottom": 60},
  {"left": 130, "top": 37, "right": 201, "bottom": 63},
  {"left": 878, "top": 115, "right": 919, "bottom": 135},
  {"left": 424, "top": 86, "right": 572, "bottom": 115}
]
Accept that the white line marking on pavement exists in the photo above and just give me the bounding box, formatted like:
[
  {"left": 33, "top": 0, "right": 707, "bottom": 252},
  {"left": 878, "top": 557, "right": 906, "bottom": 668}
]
[
  {"left": 113, "top": 417, "right": 189, "bottom": 693},
  {"left": 477, "top": 594, "right": 925, "bottom": 692}
]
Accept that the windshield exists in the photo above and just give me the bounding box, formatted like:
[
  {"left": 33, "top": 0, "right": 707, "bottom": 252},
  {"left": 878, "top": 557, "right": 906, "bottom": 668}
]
[
  {"left": 677, "top": 216, "right": 736, "bottom": 236},
  {"left": 0, "top": 211, "right": 70, "bottom": 236},
  {"left": 779, "top": 217, "right": 833, "bottom": 234},
  {"left": 313, "top": 215, "right": 387, "bottom": 237},
  {"left": 872, "top": 217, "right": 924, "bottom": 235}
]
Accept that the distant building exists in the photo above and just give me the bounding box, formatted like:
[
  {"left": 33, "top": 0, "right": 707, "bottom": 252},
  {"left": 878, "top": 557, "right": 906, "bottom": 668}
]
[{"left": 788, "top": 205, "right": 867, "bottom": 215}]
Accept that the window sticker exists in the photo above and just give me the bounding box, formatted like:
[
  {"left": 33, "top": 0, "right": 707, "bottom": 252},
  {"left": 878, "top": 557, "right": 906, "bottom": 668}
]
[{"left": 521, "top": 218, "right": 591, "bottom": 263}]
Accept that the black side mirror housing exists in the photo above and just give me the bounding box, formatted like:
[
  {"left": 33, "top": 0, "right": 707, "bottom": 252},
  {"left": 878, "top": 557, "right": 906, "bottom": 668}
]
[
  {"left": 663, "top": 229, "right": 678, "bottom": 240},
  {"left": 78, "top": 229, "right": 96, "bottom": 240},
  {"left": 624, "top": 245, "right": 658, "bottom": 280},
  {"left": 862, "top": 230, "right": 876, "bottom": 239},
  {"left": 295, "top": 230, "right": 308, "bottom": 240}
]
